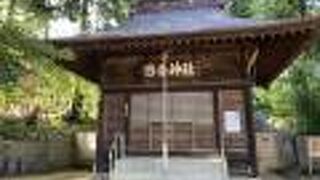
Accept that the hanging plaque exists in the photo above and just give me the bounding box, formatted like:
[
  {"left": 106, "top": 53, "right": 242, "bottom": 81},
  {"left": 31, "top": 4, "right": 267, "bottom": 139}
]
[
  {"left": 102, "top": 49, "right": 242, "bottom": 91},
  {"left": 143, "top": 61, "right": 196, "bottom": 78}
]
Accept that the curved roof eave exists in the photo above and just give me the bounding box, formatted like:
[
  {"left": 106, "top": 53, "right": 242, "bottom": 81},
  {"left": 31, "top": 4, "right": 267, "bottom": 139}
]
[{"left": 53, "top": 11, "right": 320, "bottom": 87}]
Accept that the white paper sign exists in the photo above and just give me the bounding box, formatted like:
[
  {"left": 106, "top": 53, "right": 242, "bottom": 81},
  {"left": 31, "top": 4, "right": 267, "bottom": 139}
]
[{"left": 224, "top": 111, "right": 241, "bottom": 133}]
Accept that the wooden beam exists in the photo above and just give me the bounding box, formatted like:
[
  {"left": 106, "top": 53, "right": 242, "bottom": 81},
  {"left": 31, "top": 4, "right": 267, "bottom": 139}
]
[
  {"left": 103, "top": 80, "right": 252, "bottom": 93},
  {"left": 246, "top": 47, "right": 259, "bottom": 75}
]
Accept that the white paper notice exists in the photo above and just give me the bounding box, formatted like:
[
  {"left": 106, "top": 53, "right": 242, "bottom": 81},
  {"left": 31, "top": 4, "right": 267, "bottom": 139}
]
[{"left": 224, "top": 111, "right": 241, "bottom": 133}]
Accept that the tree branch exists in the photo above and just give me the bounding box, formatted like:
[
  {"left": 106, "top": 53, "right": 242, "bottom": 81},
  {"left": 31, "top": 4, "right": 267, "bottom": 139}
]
[{"left": 6, "top": 0, "right": 17, "bottom": 23}]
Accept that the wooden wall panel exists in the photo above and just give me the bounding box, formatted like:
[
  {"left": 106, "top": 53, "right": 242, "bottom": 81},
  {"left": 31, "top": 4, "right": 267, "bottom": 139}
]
[
  {"left": 218, "top": 89, "right": 249, "bottom": 169},
  {"left": 132, "top": 122, "right": 215, "bottom": 152},
  {"left": 194, "top": 126, "right": 215, "bottom": 149}
]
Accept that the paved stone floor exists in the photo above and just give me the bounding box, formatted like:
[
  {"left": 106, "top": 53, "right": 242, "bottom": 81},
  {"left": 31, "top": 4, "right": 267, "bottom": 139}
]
[
  {"left": 110, "top": 157, "right": 228, "bottom": 180},
  {"left": 2, "top": 157, "right": 320, "bottom": 180},
  {"left": 3, "top": 171, "right": 320, "bottom": 180}
]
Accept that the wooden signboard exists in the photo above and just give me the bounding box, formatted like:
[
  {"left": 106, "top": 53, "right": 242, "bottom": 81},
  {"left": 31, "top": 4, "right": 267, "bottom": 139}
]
[{"left": 102, "top": 48, "right": 244, "bottom": 91}]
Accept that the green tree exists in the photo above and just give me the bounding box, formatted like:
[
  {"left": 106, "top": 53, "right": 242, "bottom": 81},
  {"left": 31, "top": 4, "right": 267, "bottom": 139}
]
[
  {"left": 228, "top": 0, "right": 308, "bottom": 18},
  {"left": 0, "top": 0, "right": 103, "bottom": 139},
  {"left": 45, "top": 0, "right": 132, "bottom": 32},
  {"left": 289, "top": 47, "right": 320, "bottom": 134}
]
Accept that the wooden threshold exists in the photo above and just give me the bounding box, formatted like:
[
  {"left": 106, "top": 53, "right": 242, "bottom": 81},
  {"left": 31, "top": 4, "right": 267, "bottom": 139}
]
[
  {"left": 104, "top": 80, "right": 252, "bottom": 93},
  {"left": 126, "top": 148, "right": 219, "bottom": 157}
]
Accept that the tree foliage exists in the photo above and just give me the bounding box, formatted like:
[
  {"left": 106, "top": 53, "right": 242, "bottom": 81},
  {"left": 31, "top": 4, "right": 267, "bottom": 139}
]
[
  {"left": 0, "top": 0, "right": 123, "bottom": 140},
  {"left": 290, "top": 46, "right": 320, "bottom": 134},
  {"left": 42, "top": 0, "right": 132, "bottom": 31},
  {"left": 228, "top": 0, "right": 312, "bottom": 18}
]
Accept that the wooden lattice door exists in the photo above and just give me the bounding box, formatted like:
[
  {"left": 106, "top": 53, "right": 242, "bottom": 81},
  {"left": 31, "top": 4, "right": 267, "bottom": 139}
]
[{"left": 129, "top": 92, "right": 215, "bottom": 154}]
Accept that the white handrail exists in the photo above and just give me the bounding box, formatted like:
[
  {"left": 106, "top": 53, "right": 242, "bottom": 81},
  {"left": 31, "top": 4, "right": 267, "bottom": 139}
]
[{"left": 109, "top": 133, "right": 126, "bottom": 171}]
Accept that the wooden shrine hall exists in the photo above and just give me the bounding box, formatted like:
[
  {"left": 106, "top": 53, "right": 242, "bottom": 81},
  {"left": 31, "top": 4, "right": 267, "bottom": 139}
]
[{"left": 55, "top": 0, "right": 320, "bottom": 178}]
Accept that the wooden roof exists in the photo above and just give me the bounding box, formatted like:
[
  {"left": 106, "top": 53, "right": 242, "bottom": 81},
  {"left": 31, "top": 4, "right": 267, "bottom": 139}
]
[
  {"left": 54, "top": 8, "right": 320, "bottom": 87},
  {"left": 60, "top": 8, "right": 258, "bottom": 39}
]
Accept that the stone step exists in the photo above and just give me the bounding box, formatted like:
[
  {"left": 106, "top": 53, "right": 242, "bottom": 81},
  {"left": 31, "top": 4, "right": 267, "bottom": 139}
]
[{"left": 110, "top": 156, "right": 229, "bottom": 180}]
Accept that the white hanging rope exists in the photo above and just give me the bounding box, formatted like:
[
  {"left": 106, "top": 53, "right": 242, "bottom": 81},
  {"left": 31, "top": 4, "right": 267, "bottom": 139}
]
[
  {"left": 219, "top": 90, "right": 228, "bottom": 180},
  {"left": 161, "top": 51, "right": 169, "bottom": 170}
]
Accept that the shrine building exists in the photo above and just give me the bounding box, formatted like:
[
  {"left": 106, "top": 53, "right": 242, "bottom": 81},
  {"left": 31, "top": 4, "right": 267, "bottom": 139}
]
[{"left": 55, "top": 0, "right": 320, "bottom": 178}]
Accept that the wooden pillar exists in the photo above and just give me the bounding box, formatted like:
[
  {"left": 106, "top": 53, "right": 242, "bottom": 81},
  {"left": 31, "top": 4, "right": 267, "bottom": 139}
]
[
  {"left": 96, "top": 93, "right": 110, "bottom": 177},
  {"left": 244, "top": 86, "right": 258, "bottom": 177},
  {"left": 96, "top": 93, "right": 126, "bottom": 178},
  {"left": 213, "top": 90, "right": 221, "bottom": 153}
]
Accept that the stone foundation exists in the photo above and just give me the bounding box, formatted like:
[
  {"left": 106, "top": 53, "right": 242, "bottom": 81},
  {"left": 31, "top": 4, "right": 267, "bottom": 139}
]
[{"left": 0, "top": 139, "right": 72, "bottom": 175}]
